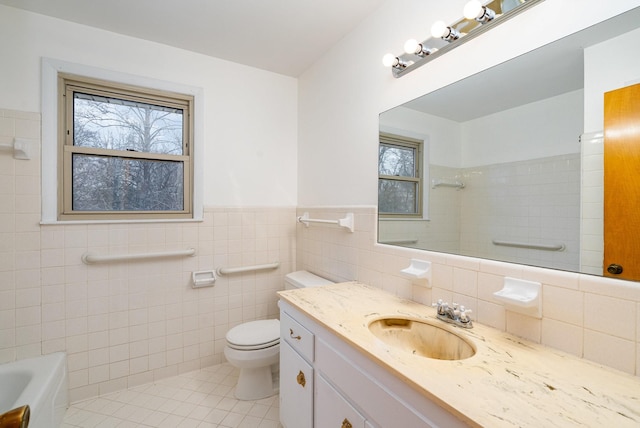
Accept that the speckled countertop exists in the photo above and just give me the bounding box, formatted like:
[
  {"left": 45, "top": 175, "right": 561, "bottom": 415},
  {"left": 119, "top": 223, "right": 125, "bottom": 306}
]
[{"left": 278, "top": 282, "right": 640, "bottom": 428}]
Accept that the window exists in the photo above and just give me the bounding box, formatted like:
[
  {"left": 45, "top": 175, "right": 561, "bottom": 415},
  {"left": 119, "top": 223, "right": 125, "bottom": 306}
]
[
  {"left": 58, "top": 74, "right": 194, "bottom": 220},
  {"left": 378, "top": 133, "right": 423, "bottom": 218}
]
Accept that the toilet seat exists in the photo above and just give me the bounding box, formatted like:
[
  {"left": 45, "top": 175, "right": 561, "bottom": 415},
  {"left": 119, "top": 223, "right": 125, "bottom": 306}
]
[{"left": 226, "top": 319, "right": 280, "bottom": 350}]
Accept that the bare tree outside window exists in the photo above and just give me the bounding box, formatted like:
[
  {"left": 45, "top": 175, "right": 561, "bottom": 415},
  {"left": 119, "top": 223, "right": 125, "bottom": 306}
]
[
  {"left": 72, "top": 94, "right": 184, "bottom": 211},
  {"left": 58, "top": 74, "right": 194, "bottom": 220}
]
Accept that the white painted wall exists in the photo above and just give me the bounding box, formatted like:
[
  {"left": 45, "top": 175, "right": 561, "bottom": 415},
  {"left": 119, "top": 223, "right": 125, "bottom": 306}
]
[
  {"left": 297, "top": 0, "right": 640, "bottom": 206},
  {"left": 461, "top": 89, "right": 583, "bottom": 167},
  {"left": 0, "top": 4, "right": 298, "bottom": 207},
  {"left": 584, "top": 26, "right": 640, "bottom": 132},
  {"left": 380, "top": 106, "right": 461, "bottom": 167}
]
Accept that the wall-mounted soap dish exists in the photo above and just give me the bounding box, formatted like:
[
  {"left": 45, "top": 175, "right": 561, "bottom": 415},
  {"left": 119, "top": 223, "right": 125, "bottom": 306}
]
[
  {"left": 400, "top": 259, "right": 432, "bottom": 288},
  {"left": 493, "top": 277, "right": 541, "bottom": 318}
]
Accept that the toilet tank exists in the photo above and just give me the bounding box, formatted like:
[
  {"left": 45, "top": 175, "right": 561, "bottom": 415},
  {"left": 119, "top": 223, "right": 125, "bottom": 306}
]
[{"left": 284, "top": 271, "right": 334, "bottom": 290}]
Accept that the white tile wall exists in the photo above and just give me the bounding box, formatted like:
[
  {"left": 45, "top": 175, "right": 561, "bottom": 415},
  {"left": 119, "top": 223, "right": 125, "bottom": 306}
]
[
  {"left": 379, "top": 155, "right": 581, "bottom": 272},
  {"left": 1, "top": 107, "right": 638, "bottom": 408},
  {"left": 0, "top": 109, "right": 41, "bottom": 364},
  {"left": 0, "top": 108, "right": 297, "bottom": 403},
  {"left": 378, "top": 164, "right": 462, "bottom": 253},
  {"left": 460, "top": 154, "right": 581, "bottom": 271},
  {"left": 580, "top": 132, "right": 604, "bottom": 275},
  {"left": 297, "top": 205, "right": 640, "bottom": 377}
]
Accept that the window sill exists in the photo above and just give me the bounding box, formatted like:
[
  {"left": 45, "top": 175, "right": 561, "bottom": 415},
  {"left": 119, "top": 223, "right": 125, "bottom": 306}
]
[
  {"left": 378, "top": 217, "right": 430, "bottom": 222},
  {"left": 40, "top": 217, "right": 203, "bottom": 226}
]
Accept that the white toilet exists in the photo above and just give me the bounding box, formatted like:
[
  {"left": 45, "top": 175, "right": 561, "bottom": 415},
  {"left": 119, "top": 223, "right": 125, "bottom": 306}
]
[{"left": 224, "top": 270, "right": 334, "bottom": 400}]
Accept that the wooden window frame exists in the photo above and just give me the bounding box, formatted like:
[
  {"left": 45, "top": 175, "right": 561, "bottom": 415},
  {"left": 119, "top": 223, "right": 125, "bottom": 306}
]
[{"left": 57, "top": 73, "right": 195, "bottom": 221}]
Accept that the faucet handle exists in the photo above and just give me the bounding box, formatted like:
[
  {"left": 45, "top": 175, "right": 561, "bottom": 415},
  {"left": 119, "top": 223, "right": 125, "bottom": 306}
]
[
  {"left": 459, "top": 306, "right": 472, "bottom": 323},
  {"left": 432, "top": 299, "right": 447, "bottom": 315}
]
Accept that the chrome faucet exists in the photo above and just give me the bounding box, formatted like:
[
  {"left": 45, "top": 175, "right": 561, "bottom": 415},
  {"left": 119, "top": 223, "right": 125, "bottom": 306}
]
[{"left": 432, "top": 299, "right": 473, "bottom": 329}]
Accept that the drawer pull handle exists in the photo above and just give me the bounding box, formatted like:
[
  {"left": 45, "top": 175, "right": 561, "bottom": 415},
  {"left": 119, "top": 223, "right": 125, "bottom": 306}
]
[
  {"left": 289, "top": 328, "right": 301, "bottom": 340},
  {"left": 296, "top": 370, "right": 306, "bottom": 387},
  {"left": 341, "top": 418, "right": 352, "bottom": 428}
]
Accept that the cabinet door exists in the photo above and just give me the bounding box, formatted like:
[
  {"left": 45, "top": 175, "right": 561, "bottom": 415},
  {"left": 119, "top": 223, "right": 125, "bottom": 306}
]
[
  {"left": 316, "top": 374, "right": 366, "bottom": 428},
  {"left": 280, "top": 341, "right": 313, "bottom": 428}
]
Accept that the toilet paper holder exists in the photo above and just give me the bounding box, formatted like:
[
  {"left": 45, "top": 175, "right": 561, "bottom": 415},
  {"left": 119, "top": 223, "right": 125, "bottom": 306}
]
[{"left": 192, "top": 270, "right": 216, "bottom": 288}]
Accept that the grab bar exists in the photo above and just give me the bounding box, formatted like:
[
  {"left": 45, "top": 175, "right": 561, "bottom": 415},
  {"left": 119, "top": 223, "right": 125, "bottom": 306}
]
[
  {"left": 82, "top": 248, "right": 196, "bottom": 264},
  {"left": 379, "top": 239, "right": 418, "bottom": 245},
  {"left": 216, "top": 262, "right": 280, "bottom": 276},
  {"left": 492, "top": 240, "right": 565, "bottom": 252},
  {"left": 297, "top": 212, "right": 354, "bottom": 232}
]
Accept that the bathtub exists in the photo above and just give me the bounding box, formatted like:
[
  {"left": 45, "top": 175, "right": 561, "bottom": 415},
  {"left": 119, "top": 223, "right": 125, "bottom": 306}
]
[{"left": 0, "top": 352, "right": 68, "bottom": 428}]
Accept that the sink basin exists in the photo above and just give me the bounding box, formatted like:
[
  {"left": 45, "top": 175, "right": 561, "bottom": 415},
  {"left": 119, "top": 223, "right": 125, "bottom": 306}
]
[{"left": 368, "top": 317, "right": 476, "bottom": 361}]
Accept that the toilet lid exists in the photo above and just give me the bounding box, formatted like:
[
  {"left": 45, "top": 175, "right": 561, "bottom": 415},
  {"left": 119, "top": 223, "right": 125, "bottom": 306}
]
[{"left": 226, "top": 319, "right": 280, "bottom": 350}]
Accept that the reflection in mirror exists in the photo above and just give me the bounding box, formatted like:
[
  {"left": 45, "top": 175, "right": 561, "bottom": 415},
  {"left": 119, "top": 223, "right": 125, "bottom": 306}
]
[
  {"left": 378, "top": 133, "right": 423, "bottom": 218},
  {"left": 378, "top": 7, "right": 640, "bottom": 280}
]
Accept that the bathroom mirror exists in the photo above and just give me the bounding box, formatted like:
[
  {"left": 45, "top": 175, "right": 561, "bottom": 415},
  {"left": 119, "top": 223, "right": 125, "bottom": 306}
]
[{"left": 378, "top": 7, "right": 640, "bottom": 280}]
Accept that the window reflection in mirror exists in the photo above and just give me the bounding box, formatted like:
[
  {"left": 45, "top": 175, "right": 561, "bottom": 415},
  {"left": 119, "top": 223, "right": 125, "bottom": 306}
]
[{"left": 378, "top": 133, "right": 423, "bottom": 218}]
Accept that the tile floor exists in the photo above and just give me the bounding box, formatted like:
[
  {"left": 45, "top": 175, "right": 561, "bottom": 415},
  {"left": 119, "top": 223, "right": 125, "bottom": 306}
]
[{"left": 61, "top": 363, "right": 281, "bottom": 428}]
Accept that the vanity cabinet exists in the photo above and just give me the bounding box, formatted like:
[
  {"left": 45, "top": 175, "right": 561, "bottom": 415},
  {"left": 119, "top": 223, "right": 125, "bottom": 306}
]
[
  {"left": 279, "top": 301, "right": 468, "bottom": 428},
  {"left": 316, "top": 374, "right": 367, "bottom": 428},
  {"left": 280, "top": 312, "right": 315, "bottom": 428}
]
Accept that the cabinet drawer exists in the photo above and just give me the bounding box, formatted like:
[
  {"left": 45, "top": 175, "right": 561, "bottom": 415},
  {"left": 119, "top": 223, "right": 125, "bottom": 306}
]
[
  {"left": 316, "top": 374, "right": 366, "bottom": 428},
  {"left": 281, "top": 312, "right": 314, "bottom": 362}
]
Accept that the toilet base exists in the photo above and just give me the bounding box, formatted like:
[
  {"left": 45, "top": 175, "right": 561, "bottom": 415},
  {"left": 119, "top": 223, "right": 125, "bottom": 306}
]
[
  {"left": 235, "top": 364, "right": 279, "bottom": 400},
  {"left": 223, "top": 321, "right": 281, "bottom": 401}
]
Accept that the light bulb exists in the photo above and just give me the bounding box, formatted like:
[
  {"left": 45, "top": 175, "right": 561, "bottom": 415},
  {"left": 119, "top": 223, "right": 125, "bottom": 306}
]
[
  {"left": 430, "top": 20, "right": 447, "bottom": 38},
  {"left": 431, "top": 20, "right": 460, "bottom": 42},
  {"left": 463, "top": 0, "right": 496, "bottom": 23},
  {"left": 382, "top": 53, "right": 398, "bottom": 68},
  {"left": 404, "top": 39, "right": 420, "bottom": 55},
  {"left": 463, "top": 0, "right": 483, "bottom": 20}
]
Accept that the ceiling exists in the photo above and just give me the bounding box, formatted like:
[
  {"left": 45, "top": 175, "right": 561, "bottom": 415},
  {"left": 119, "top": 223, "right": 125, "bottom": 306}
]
[{"left": 0, "top": 0, "right": 385, "bottom": 77}]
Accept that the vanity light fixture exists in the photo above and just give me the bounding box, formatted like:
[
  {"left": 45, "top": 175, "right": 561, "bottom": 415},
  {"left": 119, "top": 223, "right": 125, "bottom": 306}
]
[
  {"left": 463, "top": 0, "right": 496, "bottom": 23},
  {"left": 383, "top": 0, "right": 545, "bottom": 78},
  {"left": 430, "top": 20, "right": 461, "bottom": 42},
  {"left": 403, "top": 39, "right": 437, "bottom": 57}
]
